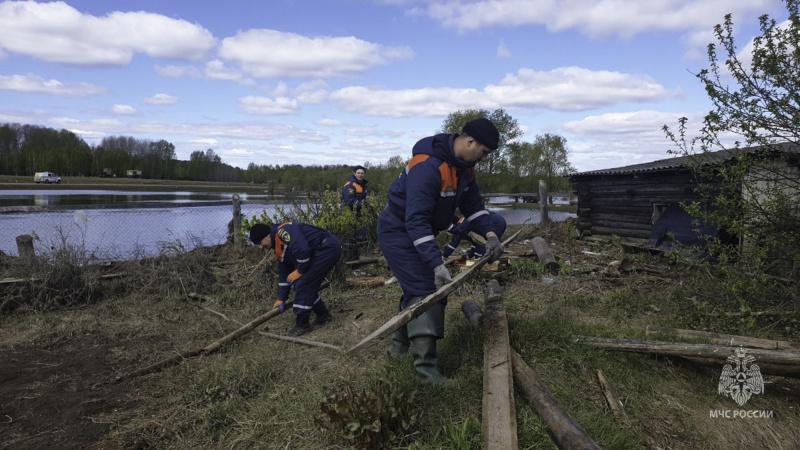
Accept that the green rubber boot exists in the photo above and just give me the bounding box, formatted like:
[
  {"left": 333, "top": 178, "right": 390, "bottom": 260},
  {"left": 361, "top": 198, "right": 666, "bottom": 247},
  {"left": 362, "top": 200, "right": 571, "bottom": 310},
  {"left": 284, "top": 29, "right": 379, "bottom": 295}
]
[
  {"left": 407, "top": 299, "right": 451, "bottom": 384},
  {"left": 387, "top": 324, "right": 410, "bottom": 358},
  {"left": 409, "top": 335, "right": 452, "bottom": 384}
]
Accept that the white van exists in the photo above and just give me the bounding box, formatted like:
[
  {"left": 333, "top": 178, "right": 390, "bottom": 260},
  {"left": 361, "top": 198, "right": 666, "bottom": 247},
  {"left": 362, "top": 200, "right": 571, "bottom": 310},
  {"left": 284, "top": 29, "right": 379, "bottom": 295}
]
[{"left": 34, "top": 172, "right": 62, "bottom": 184}]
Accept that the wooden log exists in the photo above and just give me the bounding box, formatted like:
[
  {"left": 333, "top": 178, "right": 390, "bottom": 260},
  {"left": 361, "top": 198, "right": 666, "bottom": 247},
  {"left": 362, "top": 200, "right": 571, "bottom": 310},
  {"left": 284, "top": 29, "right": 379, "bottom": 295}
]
[
  {"left": 573, "top": 336, "right": 800, "bottom": 378},
  {"left": 461, "top": 301, "right": 600, "bottom": 450},
  {"left": 596, "top": 370, "right": 629, "bottom": 422},
  {"left": 531, "top": 236, "right": 559, "bottom": 274},
  {"left": 16, "top": 234, "right": 35, "bottom": 259},
  {"left": 539, "top": 180, "right": 549, "bottom": 230},
  {"left": 348, "top": 230, "right": 522, "bottom": 353},
  {"left": 344, "top": 257, "right": 385, "bottom": 266},
  {"left": 345, "top": 276, "right": 387, "bottom": 288},
  {"left": 645, "top": 326, "right": 800, "bottom": 351},
  {"left": 460, "top": 299, "right": 483, "bottom": 328},
  {"left": 511, "top": 351, "right": 601, "bottom": 450},
  {"left": 115, "top": 301, "right": 295, "bottom": 383},
  {"left": 481, "top": 281, "right": 518, "bottom": 450},
  {"left": 232, "top": 194, "right": 243, "bottom": 246}
]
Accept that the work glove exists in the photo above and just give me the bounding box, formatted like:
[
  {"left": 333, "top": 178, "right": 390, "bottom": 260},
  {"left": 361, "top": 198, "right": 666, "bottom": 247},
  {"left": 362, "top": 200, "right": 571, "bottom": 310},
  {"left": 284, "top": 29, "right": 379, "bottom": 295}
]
[
  {"left": 449, "top": 220, "right": 469, "bottom": 237},
  {"left": 273, "top": 300, "right": 285, "bottom": 313},
  {"left": 288, "top": 270, "right": 303, "bottom": 283},
  {"left": 433, "top": 264, "right": 452, "bottom": 289},
  {"left": 485, "top": 235, "right": 504, "bottom": 263}
]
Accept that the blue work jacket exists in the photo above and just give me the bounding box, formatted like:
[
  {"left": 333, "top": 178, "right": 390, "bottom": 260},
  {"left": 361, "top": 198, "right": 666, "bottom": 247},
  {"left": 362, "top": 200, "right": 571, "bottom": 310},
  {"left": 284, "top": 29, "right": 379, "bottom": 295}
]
[{"left": 384, "top": 133, "right": 492, "bottom": 269}]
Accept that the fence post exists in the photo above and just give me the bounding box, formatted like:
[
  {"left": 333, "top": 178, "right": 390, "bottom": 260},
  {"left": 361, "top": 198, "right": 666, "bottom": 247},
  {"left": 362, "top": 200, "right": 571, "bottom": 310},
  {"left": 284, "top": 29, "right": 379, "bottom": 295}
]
[
  {"left": 232, "top": 194, "right": 243, "bottom": 246},
  {"left": 539, "top": 180, "right": 549, "bottom": 230},
  {"left": 16, "top": 234, "right": 35, "bottom": 259}
]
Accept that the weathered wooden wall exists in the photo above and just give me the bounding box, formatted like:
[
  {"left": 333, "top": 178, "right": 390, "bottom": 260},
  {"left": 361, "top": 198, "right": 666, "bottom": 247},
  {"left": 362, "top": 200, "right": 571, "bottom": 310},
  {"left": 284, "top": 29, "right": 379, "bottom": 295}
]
[{"left": 570, "top": 171, "right": 702, "bottom": 241}]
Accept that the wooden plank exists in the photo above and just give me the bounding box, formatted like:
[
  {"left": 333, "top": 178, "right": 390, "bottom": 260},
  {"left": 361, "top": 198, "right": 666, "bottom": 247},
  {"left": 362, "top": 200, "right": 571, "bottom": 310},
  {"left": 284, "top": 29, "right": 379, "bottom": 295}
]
[
  {"left": 481, "top": 281, "right": 518, "bottom": 450},
  {"left": 596, "top": 370, "right": 629, "bottom": 422},
  {"left": 460, "top": 301, "right": 599, "bottom": 450},
  {"left": 347, "top": 230, "right": 522, "bottom": 353}
]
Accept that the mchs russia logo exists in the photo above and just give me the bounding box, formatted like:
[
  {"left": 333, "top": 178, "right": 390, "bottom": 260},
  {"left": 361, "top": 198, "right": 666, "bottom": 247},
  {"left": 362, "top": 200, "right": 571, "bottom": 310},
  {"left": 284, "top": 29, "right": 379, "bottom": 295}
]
[{"left": 718, "top": 347, "right": 764, "bottom": 406}]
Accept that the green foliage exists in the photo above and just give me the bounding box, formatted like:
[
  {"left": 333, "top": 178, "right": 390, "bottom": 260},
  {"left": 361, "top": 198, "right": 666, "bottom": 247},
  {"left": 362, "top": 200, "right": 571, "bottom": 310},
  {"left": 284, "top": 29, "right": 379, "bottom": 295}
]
[
  {"left": 663, "top": 0, "right": 800, "bottom": 285},
  {"left": 242, "top": 186, "right": 387, "bottom": 251},
  {"left": 510, "top": 258, "right": 546, "bottom": 279},
  {"left": 315, "top": 379, "right": 419, "bottom": 449}
]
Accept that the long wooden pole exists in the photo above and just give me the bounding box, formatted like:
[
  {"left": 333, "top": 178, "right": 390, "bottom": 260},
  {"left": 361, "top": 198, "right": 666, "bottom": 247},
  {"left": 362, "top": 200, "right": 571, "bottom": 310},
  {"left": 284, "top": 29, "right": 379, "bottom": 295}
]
[
  {"left": 573, "top": 336, "right": 800, "bottom": 378},
  {"left": 347, "top": 230, "right": 522, "bottom": 353}
]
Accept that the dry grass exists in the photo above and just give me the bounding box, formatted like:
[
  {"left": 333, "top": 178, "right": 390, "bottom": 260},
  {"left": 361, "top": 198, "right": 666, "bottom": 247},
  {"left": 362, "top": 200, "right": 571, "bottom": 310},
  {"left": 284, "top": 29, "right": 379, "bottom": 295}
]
[{"left": 2, "top": 222, "right": 800, "bottom": 449}]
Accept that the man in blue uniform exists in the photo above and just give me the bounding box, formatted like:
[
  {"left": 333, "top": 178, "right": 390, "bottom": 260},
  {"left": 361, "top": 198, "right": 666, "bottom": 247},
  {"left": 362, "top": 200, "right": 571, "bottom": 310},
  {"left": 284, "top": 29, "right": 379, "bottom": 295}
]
[
  {"left": 443, "top": 212, "right": 507, "bottom": 259},
  {"left": 341, "top": 165, "right": 369, "bottom": 261},
  {"left": 378, "top": 117, "right": 505, "bottom": 383},
  {"left": 249, "top": 221, "right": 341, "bottom": 336}
]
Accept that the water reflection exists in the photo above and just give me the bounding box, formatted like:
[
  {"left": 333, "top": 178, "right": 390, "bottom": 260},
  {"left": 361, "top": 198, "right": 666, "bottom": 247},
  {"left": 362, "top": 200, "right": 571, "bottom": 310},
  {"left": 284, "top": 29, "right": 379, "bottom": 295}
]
[{"left": 0, "top": 190, "right": 576, "bottom": 260}]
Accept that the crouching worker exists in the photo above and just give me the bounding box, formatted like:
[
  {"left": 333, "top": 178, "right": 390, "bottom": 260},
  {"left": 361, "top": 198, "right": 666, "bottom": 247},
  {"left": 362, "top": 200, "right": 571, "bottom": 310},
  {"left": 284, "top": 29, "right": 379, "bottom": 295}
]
[
  {"left": 442, "top": 212, "right": 507, "bottom": 259},
  {"left": 249, "top": 222, "right": 341, "bottom": 337}
]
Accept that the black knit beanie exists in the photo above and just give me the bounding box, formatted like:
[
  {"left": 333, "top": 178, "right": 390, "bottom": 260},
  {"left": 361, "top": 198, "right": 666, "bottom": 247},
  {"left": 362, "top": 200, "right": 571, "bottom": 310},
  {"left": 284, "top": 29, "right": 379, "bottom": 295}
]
[
  {"left": 249, "top": 223, "right": 271, "bottom": 245},
  {"left": 462, "top": 118, "right": 499, "bottom": 150},
  {"left": 353, "top": 165, "right": 366, "bottom": 172}
]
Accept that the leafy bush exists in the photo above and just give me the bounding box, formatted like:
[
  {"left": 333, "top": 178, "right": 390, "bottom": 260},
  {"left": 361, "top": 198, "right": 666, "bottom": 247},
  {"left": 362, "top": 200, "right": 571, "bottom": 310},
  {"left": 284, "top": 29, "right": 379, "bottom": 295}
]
[{"left": 315, "top": 379, "right": 419, "bottom": 449}]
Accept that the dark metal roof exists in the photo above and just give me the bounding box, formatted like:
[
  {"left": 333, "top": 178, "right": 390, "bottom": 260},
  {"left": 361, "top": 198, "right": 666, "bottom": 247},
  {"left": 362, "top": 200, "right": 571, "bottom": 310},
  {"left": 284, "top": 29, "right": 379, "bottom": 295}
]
[{"left": 570, "top": 143, "right": 797, "bottom": 178}]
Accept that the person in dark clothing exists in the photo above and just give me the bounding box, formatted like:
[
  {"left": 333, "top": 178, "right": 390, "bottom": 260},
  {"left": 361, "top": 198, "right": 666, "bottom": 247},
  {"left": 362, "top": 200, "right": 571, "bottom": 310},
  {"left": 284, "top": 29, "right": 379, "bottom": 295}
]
[
  {"left": 249, "top": 221, "right": 341, "bottom": 337},
  {"left": 341, "top": 165, "right": 369, "bottom": 261},
  {"left": 442, "top": 212, "right": 507, "bottom": 259},
  {"left": 377, "top": 117, "right": 505, "bottom": 383}
]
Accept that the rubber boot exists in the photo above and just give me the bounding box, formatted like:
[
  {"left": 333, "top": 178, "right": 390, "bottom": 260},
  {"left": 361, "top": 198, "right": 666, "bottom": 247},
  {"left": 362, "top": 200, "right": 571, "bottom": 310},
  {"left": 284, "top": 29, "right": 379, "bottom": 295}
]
[
  {"left": 312, "top": 302, "right": 333, "bottom": 326},
  {"left": 407, "top": 299, "right": 451, "bottom": 384},
  {"left": 387, "top": 324, "right": 410, "bottom": 358},
  {"left": 287, "top": 314, "right": 312, "bottom": 337},
  {"left": 410, "top": 336, "right": 452, "bottom": 384}
]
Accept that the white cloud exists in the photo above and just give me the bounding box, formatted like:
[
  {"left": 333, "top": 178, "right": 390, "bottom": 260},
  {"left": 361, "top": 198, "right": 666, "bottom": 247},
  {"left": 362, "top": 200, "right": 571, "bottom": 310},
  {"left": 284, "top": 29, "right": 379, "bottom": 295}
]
[
  {"left": 562, "top": 110, "right": 706, "bottom": 171},
  {"left": 49, "top": 117, "right": 330, "bottom": 144},
  {"left": 315, "top": 118, "right": 343, "bottom": 126},
  {"left": 414, "top": 0, "right": 781, "bottom": 57},
  {"left": 189, "top": 138, "right": 218, "bottom": 146},
  {"left": 497, "top": 40, "right": 511, "bottom": 58},
  {"left": 218, "top": 29, "right": 415, "bottom": 78},
  {"left": 0, "top": 1, "right": 217, "bottom": 65},
  {"left": 154, "top": 64, "right": 203, "bottom": 78},
  {"left": 0, "top": 73, "right": 106, "bottom": 96},
  {"left": 145, "top": 93, "right": 179, "bottom": 105},
  {"left": 331, "top": 66, "right": 679, "bottom": 117},
  {"left": 204, "top": 59, "right": 256, "bottom": 85},
  {"left": 112, "top": 104, "right": 137, "bottom": 115},
  {"left": 238, "top": 96, "right": 300, "bottom": 115}
]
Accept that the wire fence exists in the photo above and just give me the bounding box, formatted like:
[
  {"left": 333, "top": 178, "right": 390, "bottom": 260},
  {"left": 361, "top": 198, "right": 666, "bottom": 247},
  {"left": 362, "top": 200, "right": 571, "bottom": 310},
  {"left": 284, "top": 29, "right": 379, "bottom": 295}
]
[{"left": 1, "top": 196, "right": 575, "bottom": 262}]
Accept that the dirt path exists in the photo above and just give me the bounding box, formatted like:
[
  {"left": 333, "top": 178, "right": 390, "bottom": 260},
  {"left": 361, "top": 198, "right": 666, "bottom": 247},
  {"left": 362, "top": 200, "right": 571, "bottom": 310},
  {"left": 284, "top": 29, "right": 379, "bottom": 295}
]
[{"left": 0, "top": 335, "right": 137, "bottom": 450}]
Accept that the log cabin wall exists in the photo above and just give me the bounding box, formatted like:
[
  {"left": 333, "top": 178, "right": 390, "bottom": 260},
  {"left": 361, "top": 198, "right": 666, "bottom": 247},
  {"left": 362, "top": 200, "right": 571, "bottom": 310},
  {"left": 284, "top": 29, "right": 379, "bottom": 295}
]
[{"left": 570, "top": 169, "right": 703, "bottom": 242}]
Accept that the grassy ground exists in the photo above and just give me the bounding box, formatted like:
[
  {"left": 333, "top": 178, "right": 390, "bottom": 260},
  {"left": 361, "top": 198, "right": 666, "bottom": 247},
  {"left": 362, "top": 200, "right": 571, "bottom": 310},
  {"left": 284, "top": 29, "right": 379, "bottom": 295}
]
[{"left": 1, "top": 222, "right": 799, "bottom": 449}]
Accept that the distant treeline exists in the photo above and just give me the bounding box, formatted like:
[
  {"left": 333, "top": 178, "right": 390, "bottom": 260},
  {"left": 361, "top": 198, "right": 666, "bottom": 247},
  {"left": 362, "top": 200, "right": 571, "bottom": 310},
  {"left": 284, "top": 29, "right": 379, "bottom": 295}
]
[{"left": 0, "top": 122, "right": 571, "bottom": 192}]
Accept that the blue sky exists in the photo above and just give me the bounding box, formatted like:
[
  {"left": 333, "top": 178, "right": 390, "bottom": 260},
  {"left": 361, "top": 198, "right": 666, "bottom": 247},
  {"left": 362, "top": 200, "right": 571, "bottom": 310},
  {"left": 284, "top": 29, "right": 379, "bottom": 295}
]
[{"left": 0, "top": 0, "right": 789, "bottom": 172}]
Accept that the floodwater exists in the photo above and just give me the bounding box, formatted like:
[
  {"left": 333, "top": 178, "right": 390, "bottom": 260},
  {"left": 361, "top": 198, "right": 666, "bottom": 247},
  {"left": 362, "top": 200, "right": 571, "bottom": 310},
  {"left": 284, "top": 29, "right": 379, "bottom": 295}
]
[{"left": 0, "top": 190, "right": 575, "bottom": 260}]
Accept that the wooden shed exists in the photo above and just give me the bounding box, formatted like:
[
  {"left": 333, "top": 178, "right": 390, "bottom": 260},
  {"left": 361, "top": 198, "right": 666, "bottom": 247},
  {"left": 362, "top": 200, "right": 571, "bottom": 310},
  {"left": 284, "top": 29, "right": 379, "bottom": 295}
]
[
  {"left": 569, "top": 154, "right": 718, "bottom": 244},
  {"left": 569, "top": 144, "right": 799, "bottom": 247}
]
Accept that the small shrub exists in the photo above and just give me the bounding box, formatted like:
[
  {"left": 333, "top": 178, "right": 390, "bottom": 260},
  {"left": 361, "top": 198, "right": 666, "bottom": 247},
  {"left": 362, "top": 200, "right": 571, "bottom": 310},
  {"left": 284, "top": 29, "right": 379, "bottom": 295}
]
[{"left": 315, "top": 379, "right": 419, "bottom": 449}]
